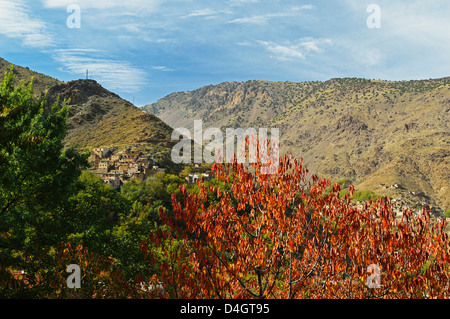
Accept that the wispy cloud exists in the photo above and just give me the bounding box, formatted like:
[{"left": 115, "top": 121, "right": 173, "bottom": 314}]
[
  {"left": 227, "top": 5, "right": 313, "bottom": 25},
  {"left": 338, "top": 0, "right": 450, "bottom": 78},
  {"left": 228, "top": 0, "right": 259, "bottom": 5},
  {"left": 382, "top": 1, "right": 450, "bottom": 46},
  {"left": 0, "top": 0, "right": 53, "bottom": 48},
  {"left": 258, "top": 38, "right": 332, "bottom": 61},
  {"left": 3, "top": 0, "right": 449, "bottom": 105},
  {"left": 41, "top": 0, "right": 160, "bottom": 12},
  {"left": 52, "top": 49, "right": 147, "bottom": 93},
  {"left": 180, "top": 8, "right": 233, "bottom": 20},
  {"left": 258, "top": 41, "right": 306, "bottom": 60},
  {"left": 181, "top": 8, "right": 217, "bottom": 18},
  {"left": 355, "top": 48, "right": 382, "bottom": 67},
  {"left": 150, "top": 65, "right": 174, "bottom": 72}
]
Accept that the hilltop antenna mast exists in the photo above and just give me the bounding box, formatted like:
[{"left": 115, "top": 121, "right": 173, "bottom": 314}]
[{"left": 86, "top": 69, "right": 88, "bottom": 80}]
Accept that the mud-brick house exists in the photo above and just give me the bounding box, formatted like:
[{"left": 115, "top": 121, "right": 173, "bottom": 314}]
[
  {"left": 127, "top": 165, "right": 140, "bottom": 175},
  {"left": 93, "top": 147, "right": 110, "bottom": 158},
  {"left": 99, "top": 172, "right": 121, "bottom": 189},
  {"left": 98, "top": 160, "right": 111, "bottom": 173},
  {"left": 121, "top": 150, "right": 141, "bottom": 162},
  {"left": 118, "top": 164, "right": 129, "bottom": 174},
  {"left": 88, "top": 153, "right": 100, "bottom": 168},
  {"left": 110, "top": 154, "right": 122, "bottom": 162}
]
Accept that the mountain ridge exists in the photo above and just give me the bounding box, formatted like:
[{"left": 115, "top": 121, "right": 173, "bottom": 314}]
[
  {"left": 1, "top": 57, "right": 176, "bottom": 159},
  {"left": 143, "top": 78, "right": 450, "bottom": 213},
  {"left": 2, "top": 56, "right": 448, "bottom": 212}
]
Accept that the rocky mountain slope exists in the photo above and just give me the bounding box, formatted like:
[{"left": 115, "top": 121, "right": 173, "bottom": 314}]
[
  {"left": 0, "top": 57, "right": 61, "bottom": 94},
  {"left": 144, "top": 78, "right": 450, "bottom": 213},
  {"left": 1, "top": 57, "right": 175, "bottom": 158},
  {"left": 45, "top": 79, "right": 174, "bottom": 152}
]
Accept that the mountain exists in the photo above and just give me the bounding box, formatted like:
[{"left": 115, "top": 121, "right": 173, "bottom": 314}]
[
  {"left": 143, "top": 78, "right": 450, "bottom": 213},
  {"left": 0, "top": 57, "right": 61, "bottom": 94},
  {"left": 1, "top": 57, "right": 175, "bottom": 158},
  {"left": 45, "top": 79, "right": 175, "bottom": 152}
]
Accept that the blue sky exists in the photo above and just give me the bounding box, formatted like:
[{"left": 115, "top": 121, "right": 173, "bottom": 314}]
[{"left": 1, "top": 0, "right": 450, "bottom": 106}]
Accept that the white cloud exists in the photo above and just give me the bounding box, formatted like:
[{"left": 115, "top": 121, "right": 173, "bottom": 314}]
[
  {"left": 383, "top": 2, "right": 450, "bottom": 46},
  {"left": 181, "top": 8, "right": 217, "bottom": 18},
  {"left": 0, "top": 0, "right": 53, "bottom": 47},
  {"left": 299, "top": 38, "right": 332, "bottom": 54},
  {"left": 228, "top": 15, "right": 268, "bottom": 25},
  {"left": 150, "top": 65, "right": 174, "bottom": 72},
  {"left": 41, "top": 0, "right": 160, "bottom": 12},
  {"left": 180, "top": 8, "right": 234, "bottom": 20},
  {"left": 227, "top": 5, "right": 313, "bottom": 24},
  {"left": 236, "top": 41, "right": 252, "bottom": 46},
  {"left": 52, "top": 49, "right": 148, "bottom": 93},
  {"left": 358, "top": 48, "right": 382, "bottom": 67},
  {"left": 229, "top": 0, "right": 259, "bottom": 5},
  {"left": 337, "top": 0, "right": 450, "bottom": 78},
  {"left": 258, "top": 38, "right": 332, "bottom": 61},
  {"left": 258, "top": 41, "right": 306, "bottom": 60}
]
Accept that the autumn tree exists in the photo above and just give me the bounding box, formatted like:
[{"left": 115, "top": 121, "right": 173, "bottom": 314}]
[{"left": 143, "top": 138, "right": 450, "bottom": 299}]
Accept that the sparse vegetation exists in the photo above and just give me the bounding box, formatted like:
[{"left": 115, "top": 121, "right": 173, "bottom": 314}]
[
  {"left": 144, "top": 77, "right": 450, "bottom": 213},
  {"left": 445, "top": 209, "right": 450, "bottom": 218},
  {"left": 351, "top": 190, "right": 379, "bottom": 202}
]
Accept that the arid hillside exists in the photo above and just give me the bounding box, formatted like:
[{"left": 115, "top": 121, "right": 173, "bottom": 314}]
[
  {"left": 1, "top": 57, "right": 176, "bottom": 160},
  {"left": 144, "top": 78, "right": 450, "bottom": 213}
]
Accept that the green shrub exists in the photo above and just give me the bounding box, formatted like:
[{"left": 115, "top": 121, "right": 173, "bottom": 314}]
[
  {"left": 351, "top": 190, "right": 378, "bottom": 202},
  {"left": 445, "top": 209, "right": 450, "bottom": 218}
]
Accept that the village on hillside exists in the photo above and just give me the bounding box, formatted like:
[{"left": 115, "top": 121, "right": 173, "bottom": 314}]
[
  {"left": 88, "top": 147, "right": 212, "bottom": 189},
  {"left": 353, "top": 183, "right": 449, "bottom": 231},
  {"left": 88, "top": 147, "right": 166, "bottom": 189}
]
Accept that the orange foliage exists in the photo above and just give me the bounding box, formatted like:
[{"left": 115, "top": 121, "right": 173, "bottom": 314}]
[{"left": 145, "top": 139, "right": 450, "bottom": 299}]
